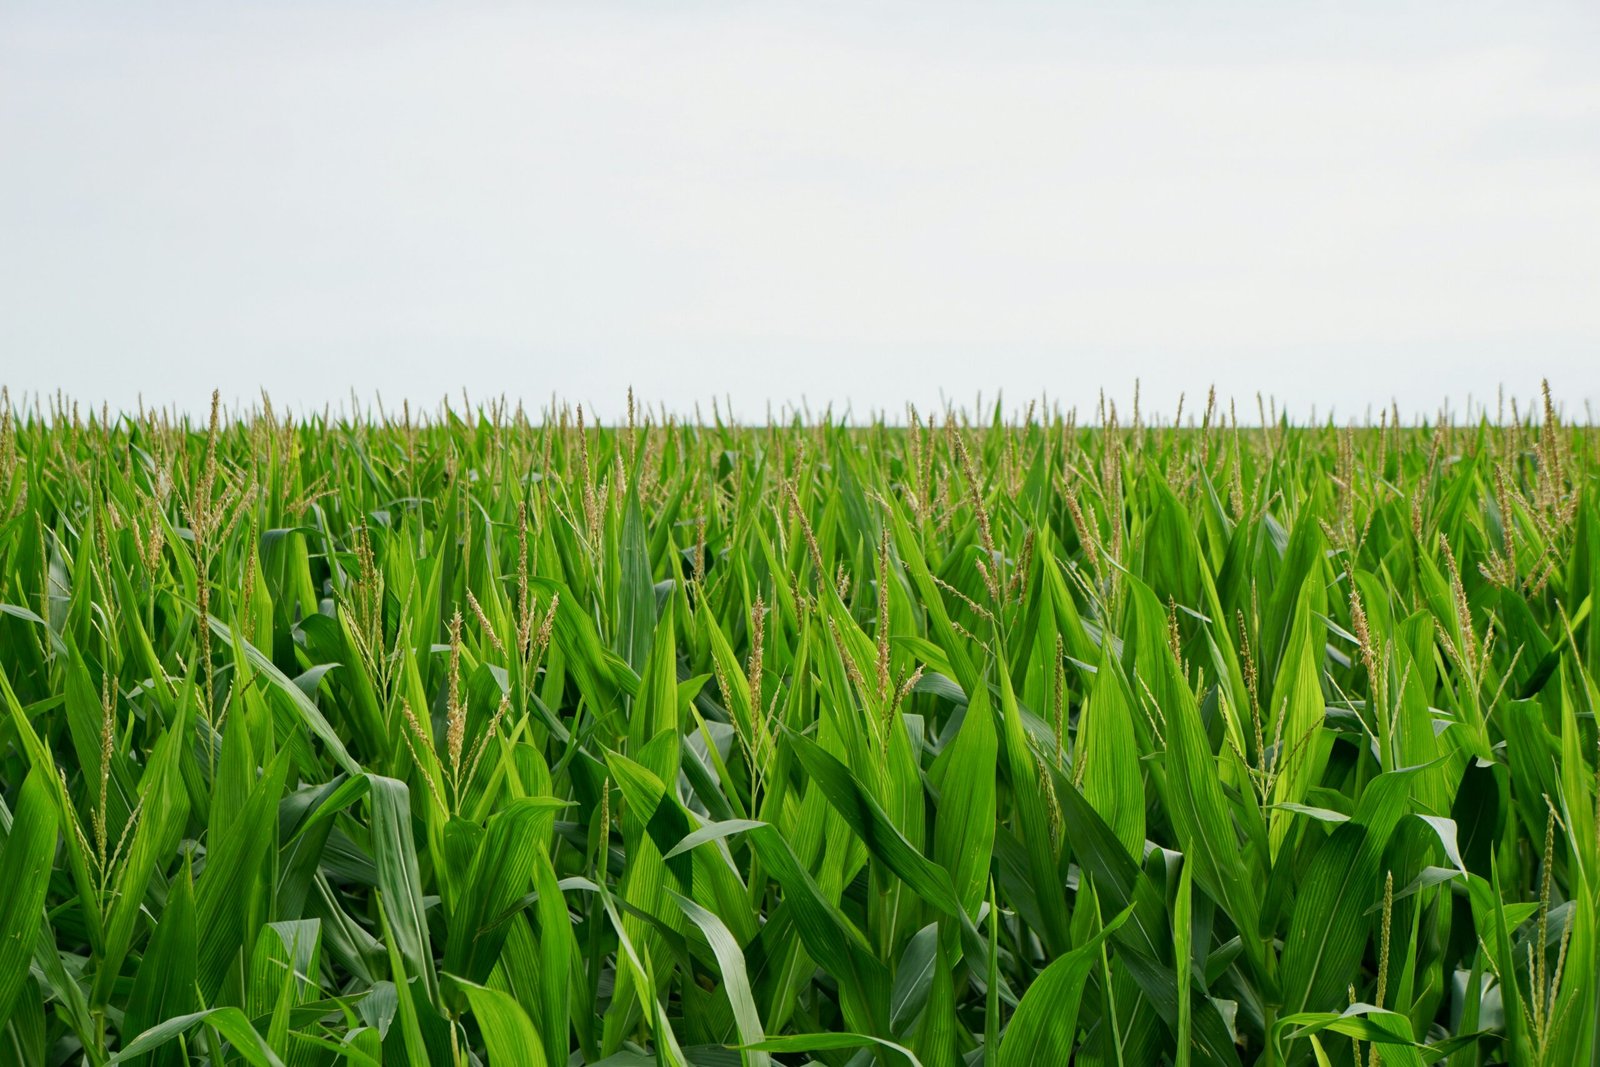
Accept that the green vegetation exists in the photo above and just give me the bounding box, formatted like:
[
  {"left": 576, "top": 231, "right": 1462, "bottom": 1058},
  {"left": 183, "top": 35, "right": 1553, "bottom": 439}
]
[{"left": 1, "top": 386, "right": 1597, "bottom": 1066}]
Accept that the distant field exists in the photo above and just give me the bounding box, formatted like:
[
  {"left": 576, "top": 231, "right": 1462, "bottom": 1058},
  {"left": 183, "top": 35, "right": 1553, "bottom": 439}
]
[{"left": 1, "top": 390, "right": 1596, "bottom": 1066}]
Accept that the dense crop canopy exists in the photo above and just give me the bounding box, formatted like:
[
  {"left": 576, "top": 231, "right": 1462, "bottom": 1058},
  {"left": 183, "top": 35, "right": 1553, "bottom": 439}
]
[{"left": 0, "top": 387, "right": 1596, "bottom": 1065}]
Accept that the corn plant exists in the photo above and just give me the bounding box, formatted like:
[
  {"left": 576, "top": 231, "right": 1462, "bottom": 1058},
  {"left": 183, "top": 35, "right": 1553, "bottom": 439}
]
[{"left": 0, "top": 384, "right": 1597, "bottom": 1066}]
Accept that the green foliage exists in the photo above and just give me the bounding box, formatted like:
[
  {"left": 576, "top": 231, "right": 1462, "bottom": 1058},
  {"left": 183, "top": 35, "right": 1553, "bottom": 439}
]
[{"left": 0, "top": 388, "right": 1596, "bottom": 1065}]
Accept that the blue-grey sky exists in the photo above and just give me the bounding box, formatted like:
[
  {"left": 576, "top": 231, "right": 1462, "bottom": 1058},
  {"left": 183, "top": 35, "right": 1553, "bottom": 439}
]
[{"left": 2, "top": 1, "right": 1597, "bottom": 422}]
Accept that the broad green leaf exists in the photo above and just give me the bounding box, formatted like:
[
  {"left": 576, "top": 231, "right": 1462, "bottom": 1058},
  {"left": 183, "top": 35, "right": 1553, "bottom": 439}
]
[
  {"left": 0, "top": 771, "right": 56, "bottom": 1035},
  {"left": 997, "top": 906, "right": 1130, "bottom": 1066},
  {"left": 455, "top": 978, "right": 550, "bottom": 1067}
]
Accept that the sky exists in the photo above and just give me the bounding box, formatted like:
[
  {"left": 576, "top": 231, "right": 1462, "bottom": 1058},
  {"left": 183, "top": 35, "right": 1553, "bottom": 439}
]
[{"left": 2, "top": 1, "right": 1598, "bottom": 423}]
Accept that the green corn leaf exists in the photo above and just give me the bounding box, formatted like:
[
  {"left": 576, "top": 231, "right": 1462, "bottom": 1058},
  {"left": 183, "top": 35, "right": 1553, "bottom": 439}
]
[
  {"left": 123, "top": 856, "right": 198, "bottom": 1067},
  {"left": 785, "top": 729, "right": 962, "bottom": 917},
  {"left": 997, "top": 906, "right": 1131, "bottom": 1066},
  {"left": 368, "top": 776, "right": 440, "bottom": 1008},
  {"left": 109, "top": 1009, "right": 287, "bottom": 1067},
  {"left": 455, "top": 978, "right": 550, "bottom": 1067},
  {"left": 0, "top": 770, "right": 56, "bottom": 1035}
]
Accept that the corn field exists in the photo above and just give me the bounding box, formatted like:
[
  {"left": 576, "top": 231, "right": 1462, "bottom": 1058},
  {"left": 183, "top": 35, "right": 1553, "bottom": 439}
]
[{"left": 1, "top": 386, "right": 1598, "bottom": 1067}]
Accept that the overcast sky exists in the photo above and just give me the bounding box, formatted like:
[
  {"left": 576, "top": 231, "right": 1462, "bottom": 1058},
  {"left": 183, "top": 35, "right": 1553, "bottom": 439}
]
[{"left": 2, "top": 1, "right": 1597, "bottom": 423}]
